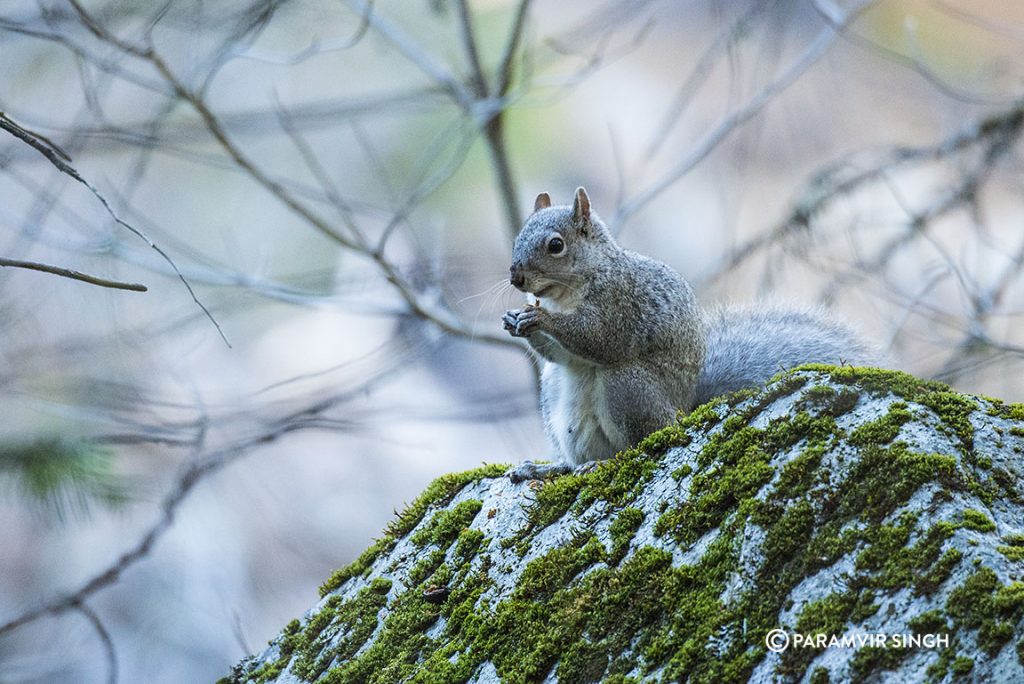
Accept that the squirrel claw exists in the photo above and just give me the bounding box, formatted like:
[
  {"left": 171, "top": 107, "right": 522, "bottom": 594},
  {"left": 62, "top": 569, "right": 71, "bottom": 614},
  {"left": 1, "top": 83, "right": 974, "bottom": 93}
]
[{"left": 573, "top": 460, "right": 599, "bottom": 476}]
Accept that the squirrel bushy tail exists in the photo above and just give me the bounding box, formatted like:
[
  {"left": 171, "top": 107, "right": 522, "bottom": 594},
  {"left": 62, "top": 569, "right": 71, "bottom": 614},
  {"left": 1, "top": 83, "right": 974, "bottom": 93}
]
[{"left": 695, "top": 303, "right": 883, "bottom": 407}]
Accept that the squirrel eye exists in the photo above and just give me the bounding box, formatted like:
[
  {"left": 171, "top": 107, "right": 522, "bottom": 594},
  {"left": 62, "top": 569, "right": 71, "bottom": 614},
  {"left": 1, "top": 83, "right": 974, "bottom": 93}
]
[{"left": 547, "top": 236, "right": 565, "bottom": 255}]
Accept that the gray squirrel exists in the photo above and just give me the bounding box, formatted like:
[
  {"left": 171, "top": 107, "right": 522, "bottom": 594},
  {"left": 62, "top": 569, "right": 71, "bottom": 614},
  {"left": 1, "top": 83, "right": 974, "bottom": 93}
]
[{"left": 502, "top": 187, "right": 881, "bottom": 482}]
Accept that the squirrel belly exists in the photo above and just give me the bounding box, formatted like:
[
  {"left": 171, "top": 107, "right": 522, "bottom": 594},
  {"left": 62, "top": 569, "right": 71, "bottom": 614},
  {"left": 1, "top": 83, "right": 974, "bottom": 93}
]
[{"left": 539, "top": 362, "right": 620, "bottom": 467}]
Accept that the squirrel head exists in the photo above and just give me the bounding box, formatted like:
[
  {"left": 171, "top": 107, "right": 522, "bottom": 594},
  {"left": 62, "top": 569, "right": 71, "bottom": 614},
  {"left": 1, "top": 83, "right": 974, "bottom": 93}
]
[{"left": 509, "top": 187, "right": 617, "bottom": 302}]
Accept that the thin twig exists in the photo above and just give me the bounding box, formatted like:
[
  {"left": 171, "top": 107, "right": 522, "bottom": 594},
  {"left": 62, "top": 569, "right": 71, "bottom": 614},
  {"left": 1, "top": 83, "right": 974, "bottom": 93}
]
[
  {"left": 77, "top": 602, "right": 118, "bottom": 684},
  {"left": 712, "top": 102, "right": 1024, "bottom": 282},
  {"left": 614, "top": 0, "right": 873, "bottom": 228},
  {"left": 453, "top": 0, "right": 489, "bottom": 98},
  {"left": 0, "top": 256, "right": 147, "bottom": 291},
  {"left": 643, "top": 0, "right": 776, "bottom": 158},
  {"left": 0, "top": 109, "right": 228, "bottom": 344}
]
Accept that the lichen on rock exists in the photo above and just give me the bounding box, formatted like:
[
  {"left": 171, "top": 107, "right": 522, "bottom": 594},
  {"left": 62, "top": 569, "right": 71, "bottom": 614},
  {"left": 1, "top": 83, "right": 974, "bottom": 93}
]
[{"left": 220, "top": 367, "right": 1024, "bottom": 683}]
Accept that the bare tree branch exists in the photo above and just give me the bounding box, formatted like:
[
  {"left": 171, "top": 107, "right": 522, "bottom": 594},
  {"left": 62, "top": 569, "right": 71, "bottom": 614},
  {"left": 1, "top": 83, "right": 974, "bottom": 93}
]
[
  {"left": 0, "top": 256, "right": 147, "bottom": 292},
  {"left": 0, "top": 110, "right": 228, "bottom": 344},
  {"left": 454, "top": 0, "right": 489, "bottom": 98},
  {"left": 62, "top": 0, "right": 521, "bottom": 351},
  {"left": 614, "top": 0, "right": 874, "bottom": 229},
  {"left": 714, "top": 102, "right": 1024, "bottom": 281}
]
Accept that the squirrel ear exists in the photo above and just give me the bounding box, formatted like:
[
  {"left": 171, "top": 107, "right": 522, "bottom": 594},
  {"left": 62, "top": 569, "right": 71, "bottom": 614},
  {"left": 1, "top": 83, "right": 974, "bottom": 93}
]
[
  {"left": 572, "top": 187, "right": 591, "bottom": 235},
  {"left": 533, "top": 192, "right": 551, "bottom": 212}
]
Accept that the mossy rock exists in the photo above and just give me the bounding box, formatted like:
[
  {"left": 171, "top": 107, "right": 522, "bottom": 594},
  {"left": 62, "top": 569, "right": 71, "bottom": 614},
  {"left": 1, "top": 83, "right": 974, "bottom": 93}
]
[{"left": 222, "top": 367, "right": 1024, "bottom": 683}]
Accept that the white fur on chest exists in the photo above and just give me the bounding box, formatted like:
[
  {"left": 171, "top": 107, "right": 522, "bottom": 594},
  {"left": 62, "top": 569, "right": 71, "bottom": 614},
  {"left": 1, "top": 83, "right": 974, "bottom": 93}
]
[{"left": 539, "top": 361, "right": 620, "bottom": 465}]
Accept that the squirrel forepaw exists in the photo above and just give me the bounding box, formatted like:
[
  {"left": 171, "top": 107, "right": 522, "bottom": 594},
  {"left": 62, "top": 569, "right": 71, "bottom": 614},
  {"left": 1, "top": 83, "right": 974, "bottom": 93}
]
[{"left": 502, "top": 307, "right": 544, "bottom": 337}]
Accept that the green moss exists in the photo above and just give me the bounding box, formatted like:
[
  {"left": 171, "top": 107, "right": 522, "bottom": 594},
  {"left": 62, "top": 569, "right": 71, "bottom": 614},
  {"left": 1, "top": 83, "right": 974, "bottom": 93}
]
[
  {"left": 318, "top": 538, "right": 388, "bottom": 599},
  {"left": 412, "top": 499, "right": 483, "bottom": 547},
  {"left": 766, "top": 412, "right": 840, "bottom": 452},
  {"left": 850, "top": 644, "right": 908, "bottom": 682},
  {"left": 407, "top": 550, "right": 447, "bottom": 587},
  {"left": 293, "top": 579, "right": 393, "bottom": 680},
  {"left": 656, "top": 394, "right": 846, "bottom": 547},
  {"left": 794, "top": 365, "right": 977, "bottom": 452},
  {"left": 809, "top": 667, "right": 831, "bottom": 684},
  {"left": 525, "top": 473, "right": 585, "bottom": 533},
  {"left": 744, "top": 372, "right": 810, "bottom": 415},
  {"left": 608, "top": 507, "right": 644, "bottom": 565},
  {"left": 771, "top": 446, "right": 825, "bottom": 502},
  {"left": 477, "top": 543, "right": 680, "bottom": 683},
  {"left": 848, "top": 402, "right": 912, "bottom": 447},
  {"left": 916, "top": 549, "right": 963, "bottom": 597},
  {"left": 994, "top": 581, "right": 1024, "bottom": 611},
  {"left": 755, "top": 498, "right": 817, "bottom": 600},
  {"left": 672, "top": 463, "right": 693, "bottom": 480},
  {"left": 679, "top": 397, "right": 727, "bottom": 433},
  {"left": 241, "top": 618, "right": 303, "bottom": 684},
  {"left": 795, "top": 384, "right": 860, "bottom": 418},
  {"left": 992, "top": 401, "right": 1024, "bottom": 422},
  {"left": 960, "top": 509, "right": 996, "bottom": 533},
  {"left": 803, "top": 524, "right": 859, "bottom": 573},
  {"left": 908, "top": 610, "right": 949, "bottom": 635},
  {"left": 655, "top": 424, "right": 774, "bottom": 544},
  {"left": 780, "top": 589, "right": 879, "bottom": 679},
  {"left": 576, "top": 447, "right": 660, "bottom": 511},
  {"left": 853, "top": 517, "right": 961, "bottom": 596},
  {"left": 323, "top": 578, "right": 449, "bottom": 683},
  {"left": 830, "top": 444, "right": 961, "bottom": 523},
  {"left": 997, "top": 468, "right": 1023, "bottom": 502},
  {"left": 946, "top": 567, "right": 1016, "bottom": 656},
  {"left": 795, "top": 591, "right": 860, "bottom": 636},
  {"left": 454, "top": 528, "right": 485, "bottom": 562},
  {"left": 926, "top": 645, "right": 955, "bottom": 681},
  {"left": 854, "top": 512, "right": 916, "bottom": 576},
  {"left": 998, "top": 533, "right": 1024, "bottom": 561},
  {"left": 320, "top": 464, "right": 506, "bottom": 596},
  {"left": 950, "top": 656, "right": 974, "bottom": 676}
]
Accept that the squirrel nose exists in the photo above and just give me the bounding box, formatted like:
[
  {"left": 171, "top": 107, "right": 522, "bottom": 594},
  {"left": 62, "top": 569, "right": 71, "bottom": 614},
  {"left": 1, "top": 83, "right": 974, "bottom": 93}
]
[{"left": 510, "top": 268, "right": 525, "bottom": 289}]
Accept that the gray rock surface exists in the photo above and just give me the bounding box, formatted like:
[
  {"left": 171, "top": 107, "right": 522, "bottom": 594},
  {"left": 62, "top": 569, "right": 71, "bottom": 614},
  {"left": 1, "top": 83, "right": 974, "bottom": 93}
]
[{"left": 222, "top": 367, "right": 1024, "bottom": 683}]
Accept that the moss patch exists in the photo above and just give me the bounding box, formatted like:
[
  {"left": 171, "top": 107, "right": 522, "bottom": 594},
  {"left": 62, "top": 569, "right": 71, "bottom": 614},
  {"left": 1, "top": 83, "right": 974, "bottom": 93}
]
[
  {"left": 794, "top": 365, "right": 977, "bottom": 452},
  {"left": 412, "top": 500, "right": 483, "bottom": 548},
  {"left": 946, "top": 567, "right": 1020, "bottom": 656},
  {"left": 960, "top": 509, "right": 996, "bottom": 533},
  {"left": 608, "top": 507, "right": 644, "bottom": 565},
  {"left": 320, "top": 464, "right": 505, "bottom": 596}
]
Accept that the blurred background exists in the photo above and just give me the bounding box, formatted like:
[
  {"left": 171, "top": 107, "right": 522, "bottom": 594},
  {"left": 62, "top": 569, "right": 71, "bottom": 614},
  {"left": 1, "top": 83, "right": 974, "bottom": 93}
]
[{"left": 2, "top": 0, "right": 1024, "bottom": 681}]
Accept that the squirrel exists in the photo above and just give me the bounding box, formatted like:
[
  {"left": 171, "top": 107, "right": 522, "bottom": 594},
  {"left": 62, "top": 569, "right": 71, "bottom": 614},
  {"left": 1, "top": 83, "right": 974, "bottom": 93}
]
[{"left": 502, "top": 187, "right": 881, "bottom": 482}]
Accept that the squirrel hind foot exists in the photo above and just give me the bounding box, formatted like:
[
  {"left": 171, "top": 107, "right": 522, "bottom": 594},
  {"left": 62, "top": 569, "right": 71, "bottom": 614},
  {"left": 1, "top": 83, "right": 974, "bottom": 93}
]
[{"left": 507, "top": 459, "right": 574, "bottom": 483}]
